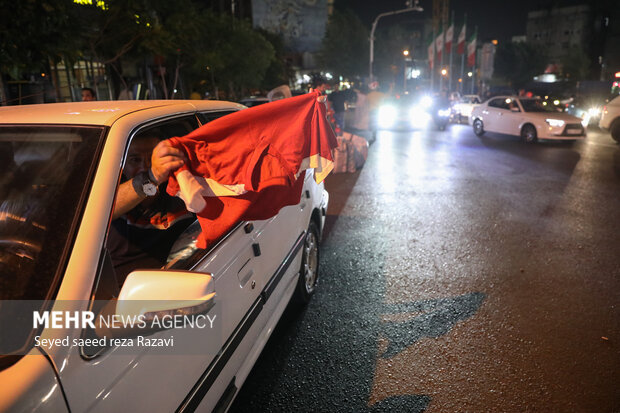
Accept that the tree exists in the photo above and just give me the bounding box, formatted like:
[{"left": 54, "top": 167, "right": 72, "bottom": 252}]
[
  {"left": 561, "top": 48, "right": 590, "bottom": 81},
  {"left": 494, "top": 42, "right": 547, "bottom": 89},
  {"left": 0, "top": 0, "right": 78, "bottom": 103},
  {"left": 319, "top": 9, "right": 369, "bottom": 79},
  {"left": 256, "top": 29, "right": 293, "bottom": 91},
  {"left": 374, "top": 24, "right": 416, "bottom": 87},
  {"left": 183, "top": 13, "right": 275, "bottom": 99},
  {"left": 73, "top": 0, "right": 158, "bottom": 96}
]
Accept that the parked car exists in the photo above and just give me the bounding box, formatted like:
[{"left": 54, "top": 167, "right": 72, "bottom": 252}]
[
  {"left": 452, "top": 94, "right": 482, "bottom": 123},
  {"left": 0, "top": 100, "right": 329, "bottom": 412},
  {"left": 470, "top": 96, "right": 587, "bottom": 143},
  {"left": 599, "top": 95, "right": 620, "bottom": 142}
]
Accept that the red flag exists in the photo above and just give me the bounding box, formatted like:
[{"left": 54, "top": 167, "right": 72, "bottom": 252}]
[
  {"left": 428, "top": 40, "right": 435, "bottom": 69},
  {"left": 445, "top": 24, "right": 454, "bottom": 53},
  {"left": 166, "top": 91, "right": 338, "bottom": 248},
  {"left": 435, "top": 31, "right": 444, "bottom": 62},
  {"left": 467, "top": 34, "right": 477, "bottom": 67},
  {"left": 457, "top": 24, "right": 466, "bottom": 54}
]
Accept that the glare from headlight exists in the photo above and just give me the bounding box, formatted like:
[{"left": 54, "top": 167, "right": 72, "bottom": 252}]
[
  {"left": 409, "top": 105, "right": 430, "bottom": 127},
  {"left": 378, "top": 105, "right": 397, "bottom": 128},
  {"left": 421, "top": 95, "right": 433, "bottom": 108},
  {"left": 438, "top": 109, "right": 451, "bottom": 117},
  {"left": 545, "top": 118, "right": 565, "bottom": 127},
  {"left": 588, "top": 107, "right": 600, "bottom": 116},
  {"left": 581, "top": 114, "right": 590, "bottom": 127}
]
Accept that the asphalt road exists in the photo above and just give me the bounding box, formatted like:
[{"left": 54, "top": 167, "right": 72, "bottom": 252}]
[{"left": 230, "top": 124, "right": 620, "bottom": 412}]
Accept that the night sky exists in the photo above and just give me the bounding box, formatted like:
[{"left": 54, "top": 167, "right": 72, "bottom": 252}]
[{"left": 335, "top": 0, "right": 589, "bottom": 42}]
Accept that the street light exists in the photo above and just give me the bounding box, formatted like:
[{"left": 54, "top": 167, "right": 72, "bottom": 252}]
[
  {"left": 403, "top": 50, "right": 411, "bottom": 92},
  {"left": 441, "top": 68, "right": 448, "bottom": 76},
  {"left": 369, "top": 0, "right": 423, "bottom": 80}
]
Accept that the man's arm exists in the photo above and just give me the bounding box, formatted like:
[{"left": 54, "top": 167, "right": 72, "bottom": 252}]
[{"left": 111, "top": 140, "right": 187, "bottom": 220}]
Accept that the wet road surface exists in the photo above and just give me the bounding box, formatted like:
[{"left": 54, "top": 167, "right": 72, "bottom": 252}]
[{"left": 230, "top": 124, "right": 620, "bottom": 412}]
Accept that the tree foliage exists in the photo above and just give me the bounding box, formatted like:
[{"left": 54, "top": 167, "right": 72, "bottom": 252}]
[
  {"left": 1, "top": 0, "right": 281, "bottom": 99},
  {"left": 319, "top": 9, "right": 368, "bottom": 79},
  {"left": 374, "top": 24, "right": 415, "bottom": 85},
  {"left": 561, "top": 48, "right": 590, "bottom": 81},
  {"left": 0, "top": 0, "right": 78, "bottom": 75},
  {"left": 494, "top": 42, "right": 548, "bottom": 89}
]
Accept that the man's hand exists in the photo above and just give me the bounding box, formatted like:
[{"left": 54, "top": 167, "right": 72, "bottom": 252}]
[{"left": 150, "top": 140, "right": 187, "bottom": 184}]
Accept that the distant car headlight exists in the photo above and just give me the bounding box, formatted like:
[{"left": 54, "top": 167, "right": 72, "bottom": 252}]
[
  {"left": 378, "top": 105, "right": 397, "bottom": 128},
  {"left": 438, "top": 109, "right": 451, "bottom": 117},
  {"left": 420, "top": 95, "right": 433, "bottom": 108},
  {"left": 545, "top": 119, "right": 565, "bottom": 127}
]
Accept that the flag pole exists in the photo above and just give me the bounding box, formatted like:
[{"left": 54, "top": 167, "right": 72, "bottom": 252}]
[
  {"left": 430, "top": 27, "right": 435, "bottom": 92},
  {"left": 438, "top": 25, "right": 444, "bottom": 91},
  {"left": 471, "top": 26, "right": 478, "bottom": 95},
  {"left": 448, "top": 11, "right": 454, "bottom": 93},
  {"left": 459, "top": 13, "right": 466, "bottom": 95}
]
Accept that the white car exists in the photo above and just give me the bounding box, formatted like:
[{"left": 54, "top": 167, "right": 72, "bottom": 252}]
[
  {"left": 599, "top": 95, "right": 620, "bottom": 142},
  {"left": 0, "top": 100, "right": 329, "bottom": 412},
  {"left": 452, "top": 94, "right": 481, "bottom": 123},
  {"left": 471, "top": 96, "right": 587, "bottom": 143}
]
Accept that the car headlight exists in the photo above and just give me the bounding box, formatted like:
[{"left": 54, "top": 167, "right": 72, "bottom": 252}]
[
  {"left": 420, "top": 95, "right": 433, "bottom": 108},
  {"left": 588, "top": 107, "right": 600, "bottom": 116},
  {"left": 438, "top": 109, "right": 451, "bottom": 117},
  {"left": 545, "top": 119, "right": 565, "bottom": 127},
  {"left": 378, "top": 105, "right": 397, "bottom": 127}
]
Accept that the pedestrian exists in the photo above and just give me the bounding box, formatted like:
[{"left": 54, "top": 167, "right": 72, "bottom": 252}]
[
  {"left": 81, "top": 87, "right": 96, "bottom": 101},
  {"left": 352, "top": 85, "right": 370, "bottom": 131}
]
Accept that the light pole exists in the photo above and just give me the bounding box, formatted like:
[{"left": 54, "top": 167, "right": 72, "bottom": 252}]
[
  {"left": 369, "top": 1, "right": 423, "bottom": 81},
  {"left": 403, "top": 49, "right": 410, "bottom": 92}
]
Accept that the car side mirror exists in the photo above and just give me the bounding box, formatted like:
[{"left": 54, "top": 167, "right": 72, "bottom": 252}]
[{"left": 95, "top": 270, "right": 216, "bottom": 338}]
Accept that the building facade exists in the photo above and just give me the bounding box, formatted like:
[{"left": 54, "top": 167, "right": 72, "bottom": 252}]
[
  {"left": 526, "top": 5, "right": 590, "bottom": 63},
  {"left": 252, "top": 0, "right": 332, "bottom": 69}
]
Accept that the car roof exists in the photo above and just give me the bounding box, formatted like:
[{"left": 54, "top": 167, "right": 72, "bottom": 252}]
[{"left": 0, "top": 100, "right": 245, "bottom": 126}]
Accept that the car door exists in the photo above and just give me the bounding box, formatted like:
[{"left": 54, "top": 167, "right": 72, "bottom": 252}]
[
  {"left": 482, "top": 98, "right": 508, "bottom": 132},
  {"left": 502, "top": 98, "right": 526, "bottom": 135},
  {"left": 54, "top": 113, "right": 268, "bottom": 413}
]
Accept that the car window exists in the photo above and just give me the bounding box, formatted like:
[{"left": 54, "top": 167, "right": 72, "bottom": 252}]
[
  {"left": 0, "top": 126, "right": 105, "bottom": 300},
  {"left": 198, "top": 110, "right": 239, "bottom": 125},
  {"left": 0, "top": 126, "right": 104, "bottom": 369},
  {"left": 520, "top": 99, "right": 556, "bottom": 113},
  {"left": 488, "top": 98, "right": 507, "bottom": 109},
  {"left": 97, "top": 116, "right": 201, "bottom": 298}
]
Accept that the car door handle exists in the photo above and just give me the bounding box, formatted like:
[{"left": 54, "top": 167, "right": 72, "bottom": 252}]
[{"left": 252, "top": 243, "right": 261, "bottom": 257}]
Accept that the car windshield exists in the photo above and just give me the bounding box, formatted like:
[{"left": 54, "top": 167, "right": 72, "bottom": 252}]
[
  {"left": 519, "top": 99, "right": 556, "bottom": 113},
  {"left": 0, "top": 126, "right": 104, "bottom": 300}
]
